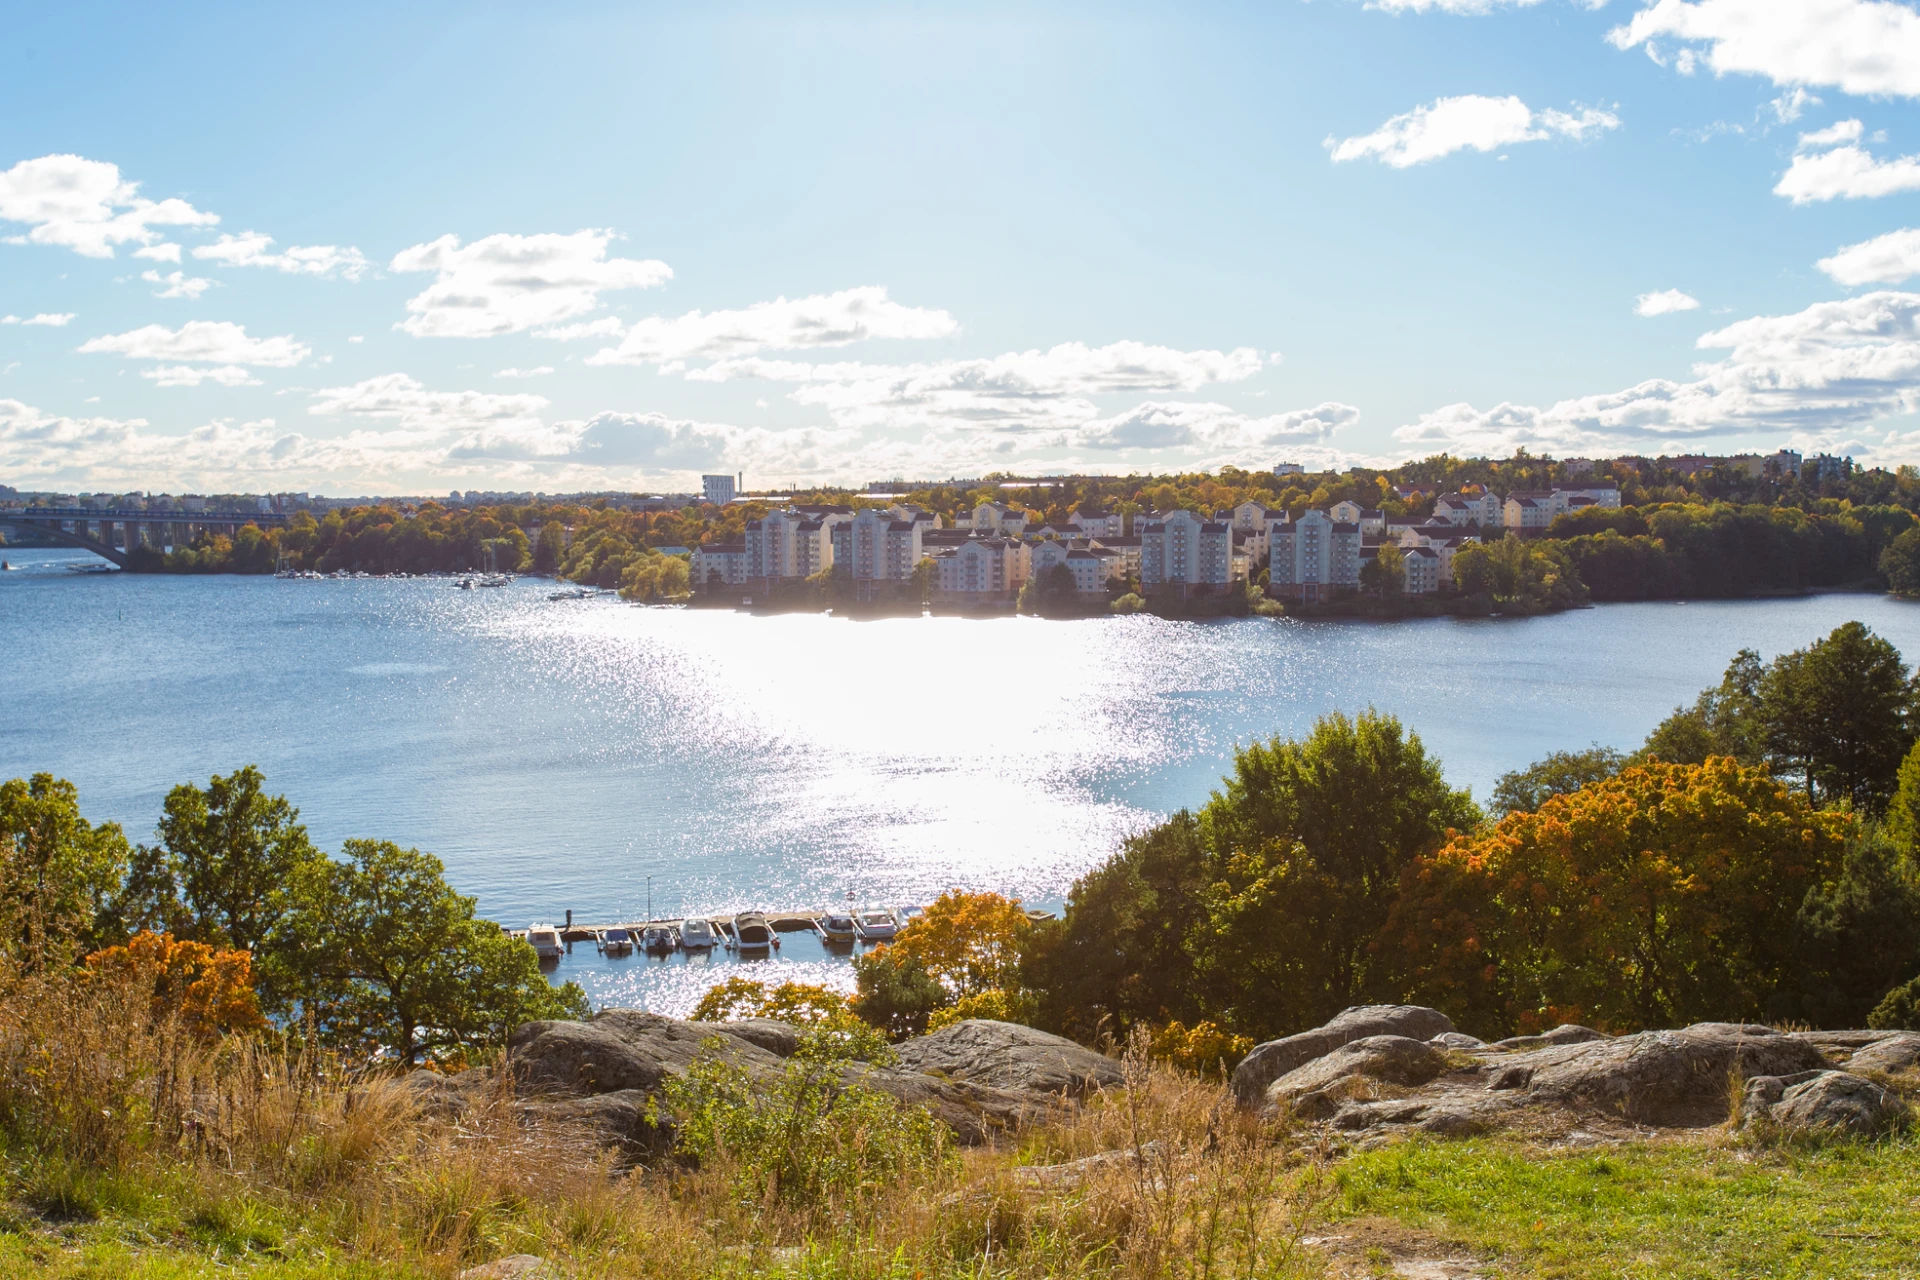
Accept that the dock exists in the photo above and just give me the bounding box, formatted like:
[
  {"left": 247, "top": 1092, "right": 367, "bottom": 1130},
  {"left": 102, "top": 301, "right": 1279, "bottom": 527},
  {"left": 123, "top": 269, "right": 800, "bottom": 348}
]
[{"left": 508, "top": 906, "right": 1054, "bottom": 944}]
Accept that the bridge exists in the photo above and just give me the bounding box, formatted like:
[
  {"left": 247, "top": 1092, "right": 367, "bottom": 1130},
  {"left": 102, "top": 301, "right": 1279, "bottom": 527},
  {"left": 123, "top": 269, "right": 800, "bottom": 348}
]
[{"left": 0, "top": 506, "right": 291, "bottom": 568}]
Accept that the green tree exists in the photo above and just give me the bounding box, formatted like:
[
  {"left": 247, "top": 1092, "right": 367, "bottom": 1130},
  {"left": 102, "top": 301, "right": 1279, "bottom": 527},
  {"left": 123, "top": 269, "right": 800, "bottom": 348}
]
[
  {"left": 1881, "top": 526, "right": 1920, "bottom": 596},
  {"left": 850, "top": 945, "right": 949, "bottom": 1040},
  {"left": 1639, "top": 649, "right": 1768, "bottom": 767},
  {"left": 1490, "top": 746, "right": 1625, "bottom": 815},
  {"left": 1450, "top": 537, "right": 1588, "bottom": 613},
  {"left": 279, "top": 838, "right": 586, "bottom": 1063},
  {"left": 0, "top": 775, "right": 130, "bottom": 973},
  {"left": 1758, "top": 621, "right": 1916, "bottom": 810},
  {"left": 1359, "top": 543, "right": 1405, "bottom": 597},
  {"left": 1791, "top": 825, "right": 1920, "bottom": 1027},
  {"left": 533, "top": 521, "right": 564, "bottom": 573},
  {"left": 155, "top": 766, "right": 326, "bottom": 957}
]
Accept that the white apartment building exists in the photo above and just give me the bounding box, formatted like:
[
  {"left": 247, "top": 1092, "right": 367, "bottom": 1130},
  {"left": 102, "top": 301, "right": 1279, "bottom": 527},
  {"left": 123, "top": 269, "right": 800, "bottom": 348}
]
[
  {"left": 702, "top": 474, "right": 738, "bottom": 505},
  {"left": 690, "top": 542, "right": 748, "bottom": 587},
  {"left": 1065, "top": 547, "right": 1114, "bottom": 594},
  {"left": 1069, "top": 507, "right": 1124, "bottom": 538},
  {"left": 1273, "top": 462, "right": 1305, "bottom": 476},
  {"left": 1503, "top": 484, "right": 1622, "bottom": 531},
  {"left": 1139, "top": 509, "right": 1233, "bottom": 591},
  {"left": 744, "top": 508, "right": 843, "bottom": 581},
  {"left": 1403, "top": 545, "right": 1440, "bottom": 594},
  {"left": 1398, "top": 524, "right": 1477, "bottom": 587},
  {"left": 1431, "top": 490, "right": 1503, "bottom": 527},
  {"left": 1268, "top": 509, "right": 1360, "bottom": 601},
  {"left": 932, "top": 537, "right": 1029, "bottom": 602},
  {"left": 1328, "top": 500, "right": 1386, "bottom": 536},
  {"left": 831, "top": 508, "right": 925, "bottom": 595}
]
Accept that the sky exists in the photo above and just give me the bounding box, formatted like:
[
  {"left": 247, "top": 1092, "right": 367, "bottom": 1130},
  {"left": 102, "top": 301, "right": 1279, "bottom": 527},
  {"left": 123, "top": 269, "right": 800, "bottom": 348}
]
[{"left": 7, "top": 1, "right": 1920, "bottom": 496}]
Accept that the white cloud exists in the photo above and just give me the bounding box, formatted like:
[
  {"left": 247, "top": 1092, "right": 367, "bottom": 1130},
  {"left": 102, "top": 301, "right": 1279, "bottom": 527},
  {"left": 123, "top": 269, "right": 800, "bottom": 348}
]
[
  {"left": 309, "top": 373, "right": 550, "bottom": 434},
  {"left": 692, "top": 340, "right": 1266, "bottom": 433},
  {"left": 1635, "top": 288, "right": 1701, "bottom": 315},
  {"left": 1608, "top": 0, "right": 1920, "bottom": 99},
  {"left": 1365, "top": 0, "right": 1542, "bottom": 12},
  {"left": 1799, "top": 118, "right": 1865, "bottom": 148},
  {"left": 495, "top": 366, "right": 554, "bottom": 378},
  {"left": 78, "top": 321, "right": 310, "bottom": 368},
  {"left": 193, "top": 231, "right": 371, "bottom": 280},
  {"left": 1394, "top": 290, "right": 1920, "bottom": 454},
  {"left": 389, "top": 230, "right": 671, "bottom": 338},
  {"left": 1328, "top": 96, "right": 1620, "bottom": 167},
  {"left": 133, "top": 243, "right": 181, "bottom": 263},
  {"left": 1775, "top": 135, "right": 1920, "bottom": 202},
  {"left": 1072, "top": 401, "right": 1360, "bottom": 451},
  {"left": 0, "top": 312, "right": 74, "bottom": 326},
  {"left": 1770, "top": 88, "right": 1822, "bottom": 122},
  {"left": 346, "top": 335, "right": 364, "bottom": 344},
  {"left": 0, "top": 154, "right": 218, "bottom": 258},
  {"left": 142, "top": 269, "right": 215, "bottom": 300},
  {"left": 1820, "top": 226, "right": 1920, "bottom": 283},
  {"left": 584, "top": 286, "right": 958, "bottom": 367},
  {"left": 143, "top": 365, "right": 261, "bottom": 388}
]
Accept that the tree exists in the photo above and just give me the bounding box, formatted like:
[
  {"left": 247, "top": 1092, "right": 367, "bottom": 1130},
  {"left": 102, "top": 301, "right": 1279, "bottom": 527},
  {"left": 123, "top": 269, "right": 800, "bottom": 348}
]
[
  {"left": 1881, "top": 525, "right": 1920, "bottom": 596},
  {"left": 279, "top": 839, "right": 587, "bottom": 1063},
  {"left": 533, "top": 521, "right": 564, "bottom": 573},
  {"left": 83, "top": 930, "right": 266, "bottom": 1037},
  {"left": 1758, "top": 622, "right": 1915, "bottom": 810},
  {"left": 1360, "top": 543, "right": 1406, "bottom": 597},
  {"left": 155, "top": 766, "right": 326, "bottom": 958},
  {"left": 888, "top": 890, "right": 1031, "bottom": 998},
  {"left": 1790, "top": 826, "right": 1920, "bottom": 1027},
  {"left": 1638, "top": 649, "right": 1768, "bottom": 767},
  {"left": 1887, "top": 738, "right": 1920, "bottom": 848},
  {"left": 1385, "top": 759, "right": 1848, "bottom": 1036},
  {"left": 618, "top": 550, "right": 691, "bottom": 601},
  {"left": 0, "top": 774, "right": 130, "bottom": 974},
  {"left": 1490, "top": 747, "right": 1625, "bottom": 815},
  {"left": 1449, "top": 538, "right": 1589, "bottom": 613},
  {"left": 850, "top": 945, "right": 949, "bottom": 1039}
]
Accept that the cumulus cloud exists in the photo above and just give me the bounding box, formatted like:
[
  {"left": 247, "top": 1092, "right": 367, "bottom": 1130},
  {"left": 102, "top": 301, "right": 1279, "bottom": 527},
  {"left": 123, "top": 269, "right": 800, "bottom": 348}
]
[
  {"left": 1635, "top": 288, "right": 1701, "bottom": 315},
  {"left": 193, "top": 231, "right": 371, "bottom": 280},
  {"left": 1394, "top": 290, "right": 1920, "bottom": 454},
  {"left": 0, "top": 313, "right": 74, "bottom": 326},
  {"left": 1771, "top": 88, "right": 1823, "bottom": 122},
  {"left": 1819, "top": 226, "right": 1920, "bottom": 284},
  {"left": 389, "top": 230, "right": 671, "bottom": 338},
  {"left": 1608, "top": 0, "right": 1920, "bottom": 98},
  {"left": 692, "top": 340, "right": 1266, "bottom": 433},
  {"left": 133, "top": 243, "right": 181, "bottom": 263},
  {"left": 309, "top": 373, "right": 551, "bottom": 434},
  {"left": 584, "top": 286, "right": 958, "bottom": 367},
  {"left": 79, "top": 321, "right": 310, "bottom": 369},
  {"left": 1328, "top": 96, "right": 1620, "bottom": 167},
  {"left": 1775, "top": 126, "right": 1920, "bottom": 201},
  {"left": 0, "top": 154, "right": 218, "bottom": 258},
  {"left": 142, "top": 269, "right": 215, "bottom": 300},
  {"left": 494, "top": 366, "right": 553, "bottom": 378},
  {"left": 144, "top": 365, "right": 260, "bottom": 388},
  {"left": 1072, "top": 401, "right": 1360, "bottom": 451}
]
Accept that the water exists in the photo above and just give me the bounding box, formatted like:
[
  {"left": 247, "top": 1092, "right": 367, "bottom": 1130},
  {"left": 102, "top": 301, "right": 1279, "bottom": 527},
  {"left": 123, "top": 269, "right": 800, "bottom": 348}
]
[{"left": 6, "top": 544, "right": 1919, "bottom": 1012}]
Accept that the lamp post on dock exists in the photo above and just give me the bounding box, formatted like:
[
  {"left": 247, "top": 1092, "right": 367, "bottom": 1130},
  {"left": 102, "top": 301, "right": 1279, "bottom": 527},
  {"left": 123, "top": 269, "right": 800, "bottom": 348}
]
[{"left": 647, "top": 875, "right": 653, "bottom": 925}]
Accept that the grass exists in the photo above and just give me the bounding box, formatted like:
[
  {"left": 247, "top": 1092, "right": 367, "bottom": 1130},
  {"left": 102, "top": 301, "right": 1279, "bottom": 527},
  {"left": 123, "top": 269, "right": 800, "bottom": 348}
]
[{"left": 1334, "top": 1133, "right": 1920, "bottom": 1279}]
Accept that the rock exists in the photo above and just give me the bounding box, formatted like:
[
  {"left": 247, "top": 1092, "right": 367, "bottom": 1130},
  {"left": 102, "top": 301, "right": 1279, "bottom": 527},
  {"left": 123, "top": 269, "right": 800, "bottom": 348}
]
[
  {"left": 846, "top": 1063, "right": 1056, "bottom": 1144},
  {"left": 1430, "top": 1032, "right": 1489, "bottom": 1051},
  {"left": 510, "top": 1009, "right": 785, "bottom": 1096},
  {"left": 892, "top": 1020, "right": 1123, "bottom": 1098},
  {"left": 458, "top": 1257, "right": 553, "bottom": 1280},
  {"left": 712, "top": 1017, "right": 801, "bottom": 1057},
  {"left": 1743, "top": 1070, "right": 1908, "bottom": 1137},
  {"left": 1267, "top": 1036, "right": 1452, "bottom": 1115},
  {"left": 1231, "top": 1006, "right": 1455, "bottom": 1106},
  {"left": 518, "top": 1088, "right": 662, "bottom": 1151},
  {"left": 1490, "top": 1025, "right": 1608, "bottom": 1052},
  {"left": 400, "top": 1067, "right": 490, "bottom": 1119},
  {"left": 1847, "top": 1032, "right": 1920, "bottom": 1075},
  {"left": 1789, "top": 1029, "right": 1903, "bottom": 1052},
  {"left": 1499, "top": 1023, "right": 1829, "bottom": 1127},
  {"left": 1011, "top": 1142, "right": 1161, "bottom": 1189}
]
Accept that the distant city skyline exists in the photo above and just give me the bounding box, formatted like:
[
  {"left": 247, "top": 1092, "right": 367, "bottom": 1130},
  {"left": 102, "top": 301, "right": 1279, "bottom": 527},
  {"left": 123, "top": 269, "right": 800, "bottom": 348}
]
[{"left": 6, "top": 2, "right": 1920, "bottom": 495}]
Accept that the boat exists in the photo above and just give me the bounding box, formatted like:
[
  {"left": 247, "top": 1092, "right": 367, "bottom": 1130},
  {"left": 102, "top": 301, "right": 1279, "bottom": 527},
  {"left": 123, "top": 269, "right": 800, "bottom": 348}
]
[
  {"left": 641, "top": 924, "right": 678, "bottom": 954},
  {"left": 855, "top": 908, "right": 901, "bottom": 941},
  {"left": 477, "top": 573, "right": 511, "bottom": 588},
  {"left": 526, "top": 922, "right": 564, "bottom": 961},
  {"left": 598, "top": 927, "right": 634, "bottom": 955},
  {"left": 732, "top": 911, "right": 776, "bottom": 950},
  {"left": 817, "top": 912, "right": 858, "bottom": 943},
  {"left": 678, "top": 917, "right": 717, "bottom": 949},
  {"left": 456, "top": 577, "right": 476, "bottom": 589}
]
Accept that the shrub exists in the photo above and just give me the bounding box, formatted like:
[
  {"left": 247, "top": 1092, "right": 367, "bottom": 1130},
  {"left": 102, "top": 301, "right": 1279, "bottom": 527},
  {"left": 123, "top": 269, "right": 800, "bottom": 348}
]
[
  {"left": 1110, "top": 592, "right": 1147, "bottom": 614},
  {"left": 926, "top": 987, "right": 1037, "bottom": 1032},
  {"left": 851, "top": 946, "right": 950, "bottom": 1040},
  {"left": 692, "top": 977, "right": 892, "bottom": 1061},
  {"left": 82, "top": 931, "right": 265, "bottom": 1037},
  {"left": 1869, "top": 976, "right": 1920, "bottom": 1031},
  {"left": 1146, "top": 1020, "right": 1253, "bottom": 1075}
]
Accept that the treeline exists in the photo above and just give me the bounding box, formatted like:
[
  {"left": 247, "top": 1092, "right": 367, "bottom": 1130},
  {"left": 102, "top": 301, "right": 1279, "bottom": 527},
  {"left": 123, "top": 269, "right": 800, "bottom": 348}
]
[{"left": 0, "top": 765, "right": 583, "bottom": 1063}]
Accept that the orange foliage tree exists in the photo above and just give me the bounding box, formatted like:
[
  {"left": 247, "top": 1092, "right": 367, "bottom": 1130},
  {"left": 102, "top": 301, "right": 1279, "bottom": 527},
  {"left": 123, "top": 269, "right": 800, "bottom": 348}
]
[
  {"left": 890, "top": 890, "right": 1032, "bottom": 999},
  {"left": 1382, "top": 758, "right": 1847, "bottom": 1037},
  {"left": 84, "top": 930, "right": 266, "bottom": 1037}
]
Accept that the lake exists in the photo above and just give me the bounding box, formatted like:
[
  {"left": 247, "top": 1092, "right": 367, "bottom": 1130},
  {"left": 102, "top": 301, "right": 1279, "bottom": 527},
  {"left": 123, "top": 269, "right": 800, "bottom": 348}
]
[{"left": 5, "top": 544, "right": 1917, "bottom": 1012}]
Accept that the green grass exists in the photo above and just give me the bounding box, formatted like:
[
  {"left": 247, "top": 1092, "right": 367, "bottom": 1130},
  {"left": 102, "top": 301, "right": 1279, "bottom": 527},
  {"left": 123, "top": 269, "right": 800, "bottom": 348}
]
[{"left": 1335, "top": 1134, "right": 1920, "bottom": 1279}]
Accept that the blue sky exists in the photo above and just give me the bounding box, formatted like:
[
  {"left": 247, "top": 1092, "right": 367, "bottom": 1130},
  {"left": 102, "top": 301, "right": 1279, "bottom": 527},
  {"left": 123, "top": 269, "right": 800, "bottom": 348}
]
[{"left": 6, "top": 0, "right": 1920, "bottom": 495}]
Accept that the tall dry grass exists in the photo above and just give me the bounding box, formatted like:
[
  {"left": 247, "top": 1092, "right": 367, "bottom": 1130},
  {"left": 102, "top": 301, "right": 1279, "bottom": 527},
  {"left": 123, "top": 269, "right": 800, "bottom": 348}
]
[{"left": 0, "top": 969, "right": 1330, "bottom": 1278}]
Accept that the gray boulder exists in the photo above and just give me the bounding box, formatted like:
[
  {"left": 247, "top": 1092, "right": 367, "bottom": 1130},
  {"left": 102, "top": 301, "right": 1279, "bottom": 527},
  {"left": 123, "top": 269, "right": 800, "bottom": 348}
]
[
  {"left": 1743, "top": 1070, "right": 1908, "bottom": 1137},
  {"left": 1267, "top": 1035, "right": 1452, "bottom": 1116},
  {"left": 1842, "top": 1033, "right": 1920, "bottom": 1075},
  {"left": 510, "top": 1009, "right": 785, "bottom": 1095},
  {"left": 1430, "top": 1032, "right": 1489, "bottom": 1051},
  {"left": 1231, "top": 1006, "right": 1456, "bottom": 1106},
  {"left": 458, "top": 1258, "right": 553, "bottom": 1280},
  {"left": 892, "top": 1020, "right": 1123, "bottom": 1097},
  {"left": 712, "top": 1017, "right": 802, "bottom": 1057},
  {"left": 519, "top": 1087, "right": 662, "bottom": 1150},
  {"left": 846, "top": 1063, "right": 1056, "bottom": 1143},
  {"left": 1491, "top": 1025, "right": 1608, "bottom": 1052}
]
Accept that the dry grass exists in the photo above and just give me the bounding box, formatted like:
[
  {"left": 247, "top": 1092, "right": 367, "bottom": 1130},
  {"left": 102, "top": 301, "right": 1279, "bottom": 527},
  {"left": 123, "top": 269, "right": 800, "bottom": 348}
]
[{"left": 0, "top": 972, "right": 1332, "bottom": 1278}]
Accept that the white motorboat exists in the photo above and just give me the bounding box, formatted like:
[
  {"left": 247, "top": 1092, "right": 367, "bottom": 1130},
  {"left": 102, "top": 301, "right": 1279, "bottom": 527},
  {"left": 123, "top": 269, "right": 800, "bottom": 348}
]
[
  {"left": 642, "top": 924, "right": 678, "bottom": 954},
  {"left": 599, "top": 927, "right": 634, "bottom": 955},
  {"left": 678, "top": 917, "right": 717, "bottom": 949},
  {"left": 855, "top": 909, "right": 901, "bottom": 941},
  {"left": 526, "top": 923, "right": 564, "bottom": 961},
  {"left": 818, "top": 912, "right": 858, "bottom": 943}
]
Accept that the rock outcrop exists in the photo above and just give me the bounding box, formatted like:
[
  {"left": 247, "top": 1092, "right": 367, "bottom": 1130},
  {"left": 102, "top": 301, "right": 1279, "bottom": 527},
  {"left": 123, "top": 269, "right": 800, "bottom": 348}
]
[
  {"left": 892, "top": 1019, "right": 1125, "bottom": 1096},
  {"left": 1231, "top": 1005, "right": 1456, "bottom": 1105},
  {"left": 510, "top": 1010, "right": 787, "bottom": 1095},
  {"left": 1268, "top": 1036, "right": 1451, "bottom": 1118},
  {"left": 1842, "top": 1032, "right": 1920, "bottom": 1076},
  {"left": 1743, "top": 1070, "right": 1908, "bottom": 1137}
]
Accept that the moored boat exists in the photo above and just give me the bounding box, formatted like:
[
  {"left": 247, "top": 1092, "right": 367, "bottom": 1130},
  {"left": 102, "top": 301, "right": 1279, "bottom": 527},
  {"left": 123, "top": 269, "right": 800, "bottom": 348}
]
[
  {"left": 679, "top": 917, "right": 717, "bottom": 949},
  {"left": 526, "top": 922, "right": 564, "bottom": 961},
  {"left": 733, "top": 911, "right": 776, "bottom": 950},
  {"left": 642, "top": 924, "right": 678, "bottom": 954},
  {"left": 818, "top": 912, "right": 858, "bottom": 942},
  {"left": 599, "top": 927, "right": 634, "bottom": 955},
  {"left": 855, "top": 908, "right": 901, "bottom": 941}
]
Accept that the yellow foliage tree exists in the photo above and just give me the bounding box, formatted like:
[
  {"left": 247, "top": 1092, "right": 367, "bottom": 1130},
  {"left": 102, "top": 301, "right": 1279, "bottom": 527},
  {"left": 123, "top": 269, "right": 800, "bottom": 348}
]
[
  {"left": 84, "top": 930, "right": 265, "bottom": 1037},
  {"left": 891, "top": 890, "right": 1031, "bottom": 999}
]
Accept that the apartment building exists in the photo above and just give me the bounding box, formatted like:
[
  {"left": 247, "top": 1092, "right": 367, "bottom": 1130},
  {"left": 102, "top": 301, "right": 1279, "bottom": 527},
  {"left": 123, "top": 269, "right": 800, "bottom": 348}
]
[
  {"left": 701, "top": 474, "right": 738, "bottom": 505},
  {"left": 1328, "top": 500, "right": 1386, "bottom": 536},
  {"left": 1139, "top": 509, "right": 1232, "bottom": 592},
  {"left": 743, "top": 508, "right": 848, "bottom": 582},
  {"left": 831, "top": 507, "right": 925, "bottom": 598},
  {"left": 1503, "top": 484, "right": 1621, "bottom": 531},
  {"left": 1431, "top": 490, "right": 1503, "bottom": 527},
  {"left": 1069, "top": 507, "right": 1124, "bottom": 538},
  {"left": 931, "top": 537, "right": 1029, "bottom": 603},
  {"left": 1268, "top": 509, "right": 1361, "bottom": 601},
  {"left": 690, "top": 542, "right": 748, "bottom": 587}
]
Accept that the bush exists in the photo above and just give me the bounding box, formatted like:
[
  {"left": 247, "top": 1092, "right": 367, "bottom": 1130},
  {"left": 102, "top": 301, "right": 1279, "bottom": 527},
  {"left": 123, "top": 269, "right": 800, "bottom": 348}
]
[
  {"left": 1869, "top": 975, "right": 1920, "bottom": 1030},
  {"left": 692, "top": 977, "right": 891, "bottom": 1061},
  {"left": 1110, "top": 592, "right": 1147, "bottom": 614},
  {"left": 1146, "top": 1020, "right": 1253, "bottom": 1075},
  {"left": 653, "top": 1036, "right": 951, "bottom": 1214},
  {"left": 926, "top": 987, "right": 1036, "bottom": 1032}
]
